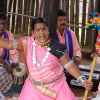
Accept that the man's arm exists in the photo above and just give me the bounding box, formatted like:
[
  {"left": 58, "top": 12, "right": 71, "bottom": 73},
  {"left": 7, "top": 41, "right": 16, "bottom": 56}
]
[
  {"left": 70, "top": 30, "right": 82, "bottom": 66},
  {"left": 0, "top": 59, "right": 12, "bottom": 74}
]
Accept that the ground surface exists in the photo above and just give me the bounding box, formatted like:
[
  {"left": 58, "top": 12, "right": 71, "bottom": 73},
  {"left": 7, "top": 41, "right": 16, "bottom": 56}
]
[{"left": 5, "top": 34, "right": 98, "bottom": 99}]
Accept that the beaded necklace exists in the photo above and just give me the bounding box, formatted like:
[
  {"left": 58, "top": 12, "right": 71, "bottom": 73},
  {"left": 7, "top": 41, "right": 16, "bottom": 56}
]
[{"left": 32, "top": 39, "right": 51, "bottom": 67}]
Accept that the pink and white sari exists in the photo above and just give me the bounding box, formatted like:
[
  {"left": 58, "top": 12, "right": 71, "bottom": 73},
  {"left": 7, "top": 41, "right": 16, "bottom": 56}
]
[{"left": 19, "top": 36, "right": 77, "bottom": 100}]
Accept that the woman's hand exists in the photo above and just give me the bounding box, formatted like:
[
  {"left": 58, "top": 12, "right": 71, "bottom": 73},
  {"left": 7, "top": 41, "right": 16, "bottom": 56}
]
[{"left": 83, "top": 81, "right": 93, "bottom": 91}]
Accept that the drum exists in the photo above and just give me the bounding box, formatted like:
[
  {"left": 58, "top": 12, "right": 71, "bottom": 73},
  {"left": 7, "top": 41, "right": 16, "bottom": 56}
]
[{"left": 12, "top": 64, "right": 27, "bottom": 85}]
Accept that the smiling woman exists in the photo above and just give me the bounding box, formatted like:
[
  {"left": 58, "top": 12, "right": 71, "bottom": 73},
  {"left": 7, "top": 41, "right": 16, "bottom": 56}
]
[{"left": 0, "top": 17, "right": 93, "bottom": 100}]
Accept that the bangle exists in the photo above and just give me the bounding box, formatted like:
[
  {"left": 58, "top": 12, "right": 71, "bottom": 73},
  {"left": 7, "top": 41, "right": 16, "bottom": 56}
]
[
  {"left": 13, "top": 39, "right": 17, "bottom": 49},
  {"left": 77, "top": 75, "right": 87, "bottom": 86},
  {"left": 63, "top": 60, "right": 73, "bottom": 69}
]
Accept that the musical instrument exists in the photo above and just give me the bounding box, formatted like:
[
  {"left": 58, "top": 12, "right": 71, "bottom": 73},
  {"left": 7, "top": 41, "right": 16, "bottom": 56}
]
[{"left": 12, "top": 63, "right": 27, "bottom": 85}]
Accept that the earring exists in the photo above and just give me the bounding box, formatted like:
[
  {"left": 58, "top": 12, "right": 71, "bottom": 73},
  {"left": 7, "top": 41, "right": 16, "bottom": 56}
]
[{"left": 33, "top": 34, "right": 34, "bottom": 36}]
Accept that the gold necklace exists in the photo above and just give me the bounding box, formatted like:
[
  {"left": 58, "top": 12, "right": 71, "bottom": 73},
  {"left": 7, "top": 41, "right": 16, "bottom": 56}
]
[{"left": 35, "top": 37, "right": 51, "bottom": 46}]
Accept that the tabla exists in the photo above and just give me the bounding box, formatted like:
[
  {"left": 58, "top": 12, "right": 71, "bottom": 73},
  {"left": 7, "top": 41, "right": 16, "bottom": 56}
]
[{"left": 12, "top": 64, "right": 27, "bottom": 85}]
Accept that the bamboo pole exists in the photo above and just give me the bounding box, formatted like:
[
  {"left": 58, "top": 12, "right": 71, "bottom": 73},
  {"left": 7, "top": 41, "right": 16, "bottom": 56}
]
[
  {"left": 81, "top": 0, "right": 86, "bottom": 46},
  {"left": 70, "top": 0, "right": 74, "bottom": 31},
  {"left": 83, "top": 54, "right": 98, "bottom": 100},
  {"left": 7, "top": 12, "right": 36, "bottom": 19},
  {"left": 7, "top": 12, "right": 87, "bottom": 30}
]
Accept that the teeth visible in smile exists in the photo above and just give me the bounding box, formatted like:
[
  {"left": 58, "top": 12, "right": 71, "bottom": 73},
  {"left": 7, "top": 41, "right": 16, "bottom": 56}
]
[{"left": 40, "top": 37, "right": 45, "bottom": 39}]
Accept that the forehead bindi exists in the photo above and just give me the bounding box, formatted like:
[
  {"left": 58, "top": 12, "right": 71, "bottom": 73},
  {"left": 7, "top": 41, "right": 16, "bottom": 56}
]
[{"left": 35, "top": 23, "right": 46, "bottom": 29}]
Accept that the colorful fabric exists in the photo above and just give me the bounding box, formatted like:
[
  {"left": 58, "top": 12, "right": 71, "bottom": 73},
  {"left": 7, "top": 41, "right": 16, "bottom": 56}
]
[
  {"left": 19, "top": 36, "right": 77, "bottom": 100},
  {"left": 56, "top": 27, "right": 82, "bottom": 59},
  {"left": 0, "top": 30, "right": 18, "bottom": 94},
  {"left": 2, "top": 31, "right": 10, "bottom": 64},
  {"left": 0, "top": 68, "right": 13, "bottom": 93},
  {"left": 0, "top": 30, "right": 19, "bottom": 63},
  {"left": 19, "top": 76, "right": 77, "bottom": 100}
]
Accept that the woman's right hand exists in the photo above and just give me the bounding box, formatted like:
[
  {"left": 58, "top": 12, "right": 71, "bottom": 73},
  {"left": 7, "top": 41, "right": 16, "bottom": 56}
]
[{"left": 83, "top": 81, "right": 93, "bottom": 91}]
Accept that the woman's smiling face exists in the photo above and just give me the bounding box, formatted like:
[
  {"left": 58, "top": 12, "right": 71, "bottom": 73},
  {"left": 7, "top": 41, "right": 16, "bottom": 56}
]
[{"left": 32, "top": 23, "right": 49, "bottom": 43}]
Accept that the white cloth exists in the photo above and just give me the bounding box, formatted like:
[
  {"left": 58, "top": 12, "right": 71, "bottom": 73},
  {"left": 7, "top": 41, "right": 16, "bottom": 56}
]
[
  {"left": 92, "top": 94, "right": 100, "bottom": 100},
  {"left": 91, "top": 62, "right": 100, "bottom": 69},
  {"left": 96, "top": 57, "right": 100, "bottom": 65},
  {"left": 0, "top": 91, "right": 5, "bottom": 100},
  {"left": 96, "top": 48, "right": 100, "bottom": 65}
]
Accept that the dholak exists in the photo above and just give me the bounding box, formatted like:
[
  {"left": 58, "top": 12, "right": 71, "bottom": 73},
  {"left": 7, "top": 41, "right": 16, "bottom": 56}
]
[{"left": 12, "top": 65, "right": 27, "bottom": 85}]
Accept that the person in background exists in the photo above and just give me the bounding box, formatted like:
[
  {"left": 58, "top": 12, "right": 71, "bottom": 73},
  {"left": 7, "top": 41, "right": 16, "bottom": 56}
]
[
  {"left": 0, "top": 17, "right": 93, "bottom": 100},
  {"left": 0, "top": 12, "right": 19, "bottom": 94},
  {"left": 56, "top": 9, "right": 82, "bottom": 66}
]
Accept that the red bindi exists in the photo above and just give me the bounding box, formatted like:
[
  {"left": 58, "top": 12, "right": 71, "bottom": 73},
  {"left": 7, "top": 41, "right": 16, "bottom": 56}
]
[{"left": 38, "top": 20, "right": 40, "bottom": 24}]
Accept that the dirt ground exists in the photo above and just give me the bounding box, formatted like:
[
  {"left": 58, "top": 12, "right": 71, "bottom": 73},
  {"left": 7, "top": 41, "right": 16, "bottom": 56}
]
[{"left": 5, "top": 34, "right": 98, "bottom": 99}]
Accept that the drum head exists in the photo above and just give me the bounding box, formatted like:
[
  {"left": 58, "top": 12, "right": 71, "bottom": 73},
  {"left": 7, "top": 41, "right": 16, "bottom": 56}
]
[{"left": 12, "top": 65, "right": 26, "bottom": 77}]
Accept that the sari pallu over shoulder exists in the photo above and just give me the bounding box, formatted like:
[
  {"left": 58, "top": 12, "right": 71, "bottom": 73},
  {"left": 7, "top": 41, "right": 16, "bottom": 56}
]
[
  {"left": 19, "top": 36, "right": 65, "bottom": 100},
  {"left": 19, "top": 37, "right": 29, "bottom": 75}
]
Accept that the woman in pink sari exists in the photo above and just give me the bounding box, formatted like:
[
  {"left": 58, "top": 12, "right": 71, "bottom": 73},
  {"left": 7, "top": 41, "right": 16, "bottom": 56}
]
[{"left": 0, "top": 17, "right": 93, "bottom": 100}]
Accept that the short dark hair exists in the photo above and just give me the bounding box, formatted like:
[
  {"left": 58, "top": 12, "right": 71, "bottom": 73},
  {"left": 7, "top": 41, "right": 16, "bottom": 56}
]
[
  {"left": 32, "top": 17, "right": 48, "bottom": 30},
  {"left": 58, "top": 9, "right": 66, "bottom": 17},
  {"left": 0, "top": 12, "right": 6, "bottom": 22}
]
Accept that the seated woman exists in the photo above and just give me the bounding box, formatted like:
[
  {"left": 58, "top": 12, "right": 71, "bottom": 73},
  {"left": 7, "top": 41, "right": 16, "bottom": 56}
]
[{"left": 0, "top": 17, "right": 93, "bottom": 100}]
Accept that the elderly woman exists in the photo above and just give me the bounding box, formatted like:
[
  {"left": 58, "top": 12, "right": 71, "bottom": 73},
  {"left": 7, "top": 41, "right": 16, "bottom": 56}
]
[{"left": 0, "top": 17, "right": 93, "bottom": 100}]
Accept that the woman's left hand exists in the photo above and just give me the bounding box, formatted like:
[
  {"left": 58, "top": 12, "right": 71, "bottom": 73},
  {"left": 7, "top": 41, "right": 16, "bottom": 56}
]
[{"left": 83, "top": 81, "right": 93, "bottom": 91}]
